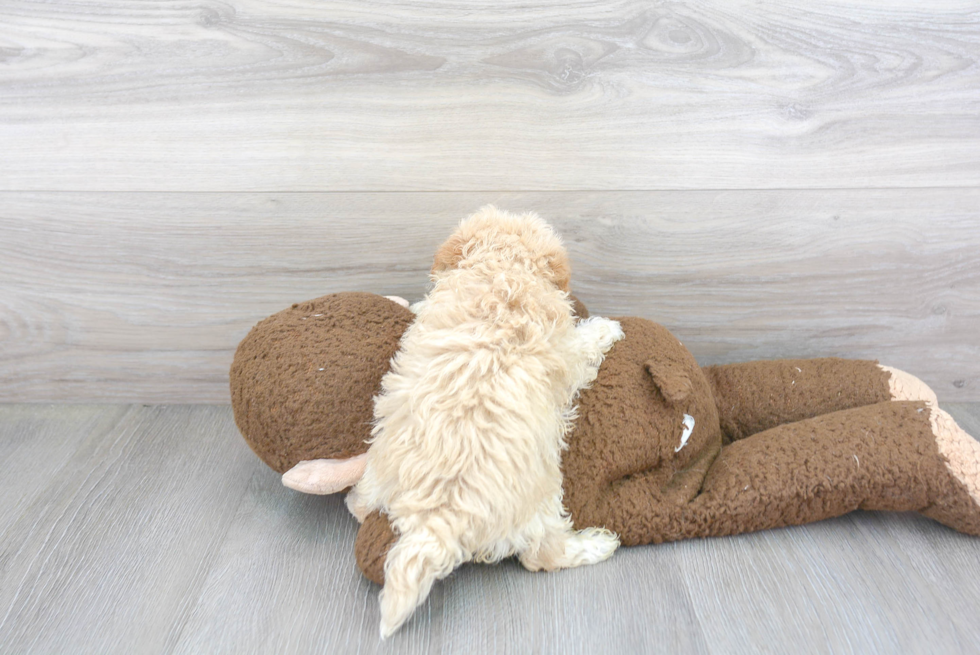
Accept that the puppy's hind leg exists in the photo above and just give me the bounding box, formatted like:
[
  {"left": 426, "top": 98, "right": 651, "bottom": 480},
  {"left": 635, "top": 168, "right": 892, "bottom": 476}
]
[
  {"left": 345, "top": 467, "right": 385, "bottom": 523},
  {"left": 519, "top": 511, "right": 619, "bottom": 572},
  {"left": 379, "top": 520, "right": 465, "bottom": 638}
]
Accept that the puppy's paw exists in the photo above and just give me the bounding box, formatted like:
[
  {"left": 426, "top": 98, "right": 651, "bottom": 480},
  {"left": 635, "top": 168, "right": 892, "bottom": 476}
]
[
  {"left": 578, "top": 316, "right": 625, "bottom": 354},
  {"left": 520, "top": 526, "right": 620, "bottom": 571},
  {"left": 596, "top": 318, "right": 625, "bottom": 352},
  {"left": 564, "top": 527, "right": 620, "bottom": 566}
]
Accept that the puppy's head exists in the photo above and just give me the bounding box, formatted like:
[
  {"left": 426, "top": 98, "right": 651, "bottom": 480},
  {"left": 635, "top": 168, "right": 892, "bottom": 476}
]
[{"left": 432, "top": 206, "right": 571, "bottom": 292}]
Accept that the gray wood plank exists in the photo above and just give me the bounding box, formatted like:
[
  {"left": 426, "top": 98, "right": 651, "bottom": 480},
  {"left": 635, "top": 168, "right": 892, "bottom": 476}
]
[
  {"left": 172, "top": 473, "right": 710, "bottom": 654},
  {"left": 1, "top": 1, "right": 978, "bottom": 191},
  {"left": 170, "top": 470, "right": 415, "bottom": 655},
  {"left": 2, "top": 189, "right": 978, "bottom": 403},
  {"left": 0, "top": 405, "right": 127, "bottom": 536},
  {"left": 433, "top": 545, "right": 710, "bottom": 654},
  {"left": 0, "top": 405, "right": 258, "bottom": 654},
  {"left": 680, "top": 513, "right": 980, "bottom": 655}
]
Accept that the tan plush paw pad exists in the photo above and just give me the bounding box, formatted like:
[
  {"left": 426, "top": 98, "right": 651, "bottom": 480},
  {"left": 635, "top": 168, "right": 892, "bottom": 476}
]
[
  {"left": 880, "top": 365, "right": 938, "bottom": 408},
  {"left": 930, "top": 407, "right": 980, "bottom": 506}
]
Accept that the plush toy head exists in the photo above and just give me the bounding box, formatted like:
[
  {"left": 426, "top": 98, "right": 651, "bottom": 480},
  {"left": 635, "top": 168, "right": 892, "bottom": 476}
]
[{"left": 230, "top": 292, "right": 414, "bottom": 477}]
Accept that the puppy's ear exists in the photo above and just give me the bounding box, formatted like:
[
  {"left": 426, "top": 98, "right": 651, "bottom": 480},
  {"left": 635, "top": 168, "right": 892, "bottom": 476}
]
[
  {"left": 431, "top": 232, "right": 466, "bottom": 275},
  {"left": 645, "top": 359, "right": 692, "bottom": 404}
]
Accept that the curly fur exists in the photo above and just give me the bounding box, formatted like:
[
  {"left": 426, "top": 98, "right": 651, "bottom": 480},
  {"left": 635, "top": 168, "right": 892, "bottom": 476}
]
[{"left": 347, "top": 206, "right": 623, "bottom": 637}]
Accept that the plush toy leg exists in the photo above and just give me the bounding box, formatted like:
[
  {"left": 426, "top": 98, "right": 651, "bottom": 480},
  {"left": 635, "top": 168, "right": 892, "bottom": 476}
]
[
  {"left": 573, "top": 401, "right": 980, "bottom": 545},
  {"left": 703, "top": 359, "right": 894, "bottom": 441},
  {"left": 356, "top": 510, "right": 397, "bottom": 586},
  {"left": 690, "top": 401, "right": 980, "bottom": 538}
]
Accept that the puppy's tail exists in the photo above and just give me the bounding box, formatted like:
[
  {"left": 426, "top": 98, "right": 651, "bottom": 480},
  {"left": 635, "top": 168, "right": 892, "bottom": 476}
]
[{"left": 379, "top": 522, "right": 464, "bottom": 638}]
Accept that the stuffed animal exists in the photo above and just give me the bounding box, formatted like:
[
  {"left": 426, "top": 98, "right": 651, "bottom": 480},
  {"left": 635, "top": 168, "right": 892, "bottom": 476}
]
[{"left": 230, "top": 292, "right": 980, "bottom": 586}]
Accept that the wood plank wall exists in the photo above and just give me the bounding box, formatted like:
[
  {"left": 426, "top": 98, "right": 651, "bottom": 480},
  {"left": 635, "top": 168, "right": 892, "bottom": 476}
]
[{"left": 1, "top": 1, "right": 978, "bottom": 402}]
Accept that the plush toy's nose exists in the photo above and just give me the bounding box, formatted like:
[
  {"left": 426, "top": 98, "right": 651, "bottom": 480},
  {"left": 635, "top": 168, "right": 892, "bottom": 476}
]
[{"left": 281, "top": 454, "right": 368, "bottom": 494}]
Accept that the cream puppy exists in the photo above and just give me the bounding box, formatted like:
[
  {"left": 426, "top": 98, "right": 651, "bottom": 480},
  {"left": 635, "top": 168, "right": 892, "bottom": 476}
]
[{"left": 347, "top": 206, "right": 623, "bottom": 637}]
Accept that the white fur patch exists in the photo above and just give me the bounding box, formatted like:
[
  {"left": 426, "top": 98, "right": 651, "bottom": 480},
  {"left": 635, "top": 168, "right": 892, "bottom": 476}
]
[{"left": 675, "top": 414, "right": 695, "bottom": 452}]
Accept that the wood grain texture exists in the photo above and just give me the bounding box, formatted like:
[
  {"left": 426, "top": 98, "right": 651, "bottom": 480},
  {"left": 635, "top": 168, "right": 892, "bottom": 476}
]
[
  {"left": 0, "top": 405, "right": 258, "bottom": 654},
  {"left": 1, "top": 1, "right": 979, "bottom": 191},
  {"left": 0, "top": 405, "right": 128, "bottom": 536},
  {"left": 2, "top": 190, "right": 978, "bottom": 402},
  {"left": 1, "top": 404, "right": 979, "bottom": 653}
]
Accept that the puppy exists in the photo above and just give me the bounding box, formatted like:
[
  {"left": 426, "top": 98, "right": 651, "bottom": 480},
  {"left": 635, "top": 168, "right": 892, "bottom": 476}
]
[{"left": 347, "top": 206, "right": 624, "bottom": 637}]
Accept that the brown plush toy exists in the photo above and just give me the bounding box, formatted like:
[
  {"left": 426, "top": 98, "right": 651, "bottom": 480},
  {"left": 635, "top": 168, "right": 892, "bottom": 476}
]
[{"left": 230, "top": 292, "right": 980, "bottom": 586}]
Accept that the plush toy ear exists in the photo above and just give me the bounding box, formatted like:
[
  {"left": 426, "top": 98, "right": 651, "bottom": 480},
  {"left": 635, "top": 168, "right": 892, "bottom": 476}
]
[
  {"left": 645, "top": 359, "right": 692, "bottom": 404},
  {"left": 383, "top": 295, "right": 411, "bottom": 308},
  {"left": 281, "top": 454, "right": 367, "bottom": 494}
]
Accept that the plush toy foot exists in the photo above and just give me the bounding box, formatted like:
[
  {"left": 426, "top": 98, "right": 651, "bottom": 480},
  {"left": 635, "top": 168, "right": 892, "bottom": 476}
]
[
  {"left": 922, "top": 408, "right": 980, "bottom": 535},
  {"left": 281, "top": 455, "right": 367, "bottom": 495},
  {"left": 876, "top": 367, "right": 980, "bottom": 533},
  {"left": 880, "top": 365, "right": 938, "bottom": 408}
]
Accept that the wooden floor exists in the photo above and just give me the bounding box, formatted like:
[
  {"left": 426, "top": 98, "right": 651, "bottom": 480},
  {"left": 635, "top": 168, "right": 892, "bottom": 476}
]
[{"left": 1, "top": 403, "right": 979, "bottom": 654}]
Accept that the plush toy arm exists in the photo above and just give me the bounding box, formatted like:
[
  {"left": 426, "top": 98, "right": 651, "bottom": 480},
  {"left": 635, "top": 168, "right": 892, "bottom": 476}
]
[
  {"left": 576, "top": 401, "right": 980, "bottom": 545},
  {"left": 702, "top": 358, "right": 893, "bottom": 441}
]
